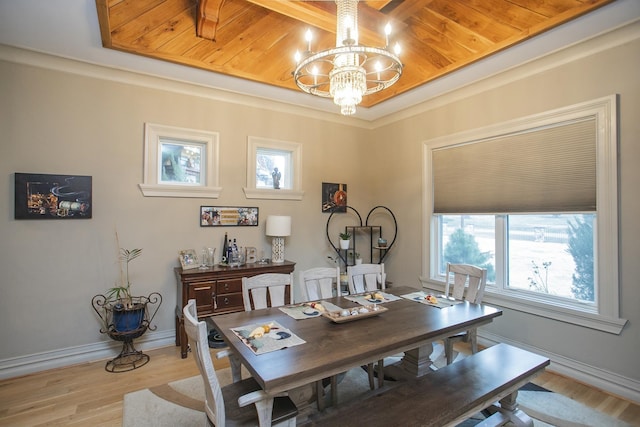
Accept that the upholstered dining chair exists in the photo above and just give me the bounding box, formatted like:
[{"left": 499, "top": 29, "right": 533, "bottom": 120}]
[
  {"left": 300, "top": 266, "right": 340, "bottom": 301},
  {"left": 346, "top": 263, "right": 386, "bottom": 389},
  {"left": 182, "top": 299, "right": 298, "bottom": 427},
  {"left": 242, "top": 273, "right": 293, "bottom": 311},
  {"left": 346, "top": 263, "right": 385, "bottom": 295},
  {"left": 442, "top": 262, "right": 488, "bottom": 365}
]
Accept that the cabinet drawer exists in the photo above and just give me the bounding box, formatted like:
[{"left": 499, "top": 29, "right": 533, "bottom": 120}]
[
  {"left": 217, "top": 278, "right": 242, "bottom": 294},
  {"left": 215, "top": 292, "right": 244, "bottom": 311}
]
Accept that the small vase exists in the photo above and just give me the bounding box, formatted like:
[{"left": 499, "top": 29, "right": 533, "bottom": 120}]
[
  {"left": 339, "top": 239, "right": 350, "bottom": 250},
  {"left": 355, "top": 258, "right": 362, "bottom": 265}
]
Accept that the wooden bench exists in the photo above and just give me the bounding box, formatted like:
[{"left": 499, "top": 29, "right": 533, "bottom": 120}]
[{"left": 304, "top": 343, "right": 550, "bottom": 427}]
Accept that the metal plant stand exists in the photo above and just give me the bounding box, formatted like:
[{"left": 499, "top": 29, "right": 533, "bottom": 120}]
[{"left": 91, "top": 292, "right": 162, "bottom": 373}]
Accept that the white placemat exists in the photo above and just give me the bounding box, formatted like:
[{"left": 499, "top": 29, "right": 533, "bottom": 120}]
[
  {"left": 344, "top": 291, "right": 401, "bottom": 306},
  {"left": 401, "top": 291, "right": 463, "bottom": 308},
  {"left": 278, "top": 301, "right": 343, "bottom": 319},
  {"left": 231, "top": 321, "right": 305, "bottom": 355}
]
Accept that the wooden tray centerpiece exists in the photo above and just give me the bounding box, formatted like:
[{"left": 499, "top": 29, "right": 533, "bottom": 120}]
[{"left": 322, "top": 304, "right": 388, "bottom": 323}]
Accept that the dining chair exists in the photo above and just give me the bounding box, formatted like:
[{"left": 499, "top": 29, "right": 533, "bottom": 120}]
[
  {"left": 346, "top": 263, "right": 386, "bottom": 390},
  {"left": 228, "top": 273, "right": 294, "bottom": 384},
  {"left": 298, "top": 266, "right": 341, "bottom": 409},
  {"left": 242, "top": 273, "right": 293, "bottom": 311},
  {"left": 299, "top": 266, "right": 340, "bottom": 301},
  {"left": 346, "top": 263, "right": 385, "bottom": 295},
  {"left": 182, "top": 299, "right": 298, "bottom": 427},
  {"left": 442, "top": 262, "right": 488, "bottom": 365}
]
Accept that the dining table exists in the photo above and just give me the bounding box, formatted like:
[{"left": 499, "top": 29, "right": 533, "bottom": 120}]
[{"left": 210, "top": 285, "right": 502, "bottom": 396}]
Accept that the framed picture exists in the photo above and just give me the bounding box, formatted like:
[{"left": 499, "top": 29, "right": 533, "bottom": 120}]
[
  {"left": 200, "top": 206, "right": 259, "bottom": 227},
  {"left": 15, "top": 173, "right": 92, "bottom": 219},
  {"left": 322, "top": 182, "right": 347, "bottom": 212},
  {"left": 178, "top": 249, "right": 199, "bottom": 270},
  {"left": 139, "top": 123, "right": 221, "bottom": 198}
]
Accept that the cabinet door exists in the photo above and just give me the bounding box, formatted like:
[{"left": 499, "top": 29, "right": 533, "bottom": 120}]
[{"left": 189, "top": 280, "right": 216, "bottom": 316}]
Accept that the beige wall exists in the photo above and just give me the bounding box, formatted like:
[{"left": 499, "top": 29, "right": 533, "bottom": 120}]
[
  {"left": 1, "top": 21, "right": 638, "bottom": 398},
  {"left": 0, "top": 56, "right": 374, "bottom": 359},
  {"left": 371, "top": 24, "right": 640, "bottom": 394}
]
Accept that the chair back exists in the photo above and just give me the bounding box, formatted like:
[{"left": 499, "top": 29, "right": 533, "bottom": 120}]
[
  {"left": 183, "top": 299, "right": 225, "bottom": 425},
  {"left": 445, "top": 263, "right": 487, "bottom": 303},
  {"left": 242, "top": 273, "right": 293, "bottom": 311},
  {"left": 347, "top": 263, "right": 385, "bottom": 294},
  {"left": 300, "top": 266, "right": 340, "bottom": 301}
]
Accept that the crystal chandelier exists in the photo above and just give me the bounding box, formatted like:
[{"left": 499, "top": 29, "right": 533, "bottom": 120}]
[{"left": 293, "top": 0, "right": 403, "bottom": 116}]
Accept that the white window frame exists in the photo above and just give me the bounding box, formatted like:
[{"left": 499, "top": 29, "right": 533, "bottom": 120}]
[
  {"left": 243, "top": 136, "right": 304, "bottom": 200},
  {"left": 139, "top": 123, "right": 221, "bottom": 198},
  {"left": 421, "top": 95, "right": 627, "bottom": 334}
]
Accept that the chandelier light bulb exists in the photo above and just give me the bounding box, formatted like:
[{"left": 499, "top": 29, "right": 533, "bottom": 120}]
[
  {"left": 305, "top": 29, "right": 313, "bottom": 51},
  {"left": 394, "top": 42, "right": 401, "bottom": 56},
  {"left": 384, "top": 23, "right": 392, "bottom": 46},
  {"left": 294, "top": 50, "right": 301, "bottom": 64}
]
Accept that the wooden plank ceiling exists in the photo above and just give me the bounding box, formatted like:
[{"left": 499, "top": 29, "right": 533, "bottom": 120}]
[{"left": 96, "top": 0, "right": 614, "bottom": 109}]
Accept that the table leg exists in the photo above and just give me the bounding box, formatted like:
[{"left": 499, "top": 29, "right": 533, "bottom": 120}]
[{"left": 384, "top": 343, "right": 434, "bottom": 380}]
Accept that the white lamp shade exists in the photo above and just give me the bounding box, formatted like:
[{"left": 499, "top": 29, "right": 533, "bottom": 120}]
[{"left": 266, "top": 215, "right": 291, "bottom": 237}]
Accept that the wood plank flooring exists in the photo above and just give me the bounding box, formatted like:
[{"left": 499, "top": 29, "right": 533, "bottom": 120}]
[{"left": 0, "top": 344, "right": 638, "bottom": 426}]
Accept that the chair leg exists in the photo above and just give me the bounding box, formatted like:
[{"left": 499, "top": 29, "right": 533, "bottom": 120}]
[
  {"left": 228, "top": 353, "right": 243, "bottom": 383},
  {"left": 316, "top": 380, "right": 325, "bottom": 411},
  {"left": 330, "top": 375, "right": 338, "bottom": 407},
  {"left": 376, "top": 359, "right": 384, "bottom": 388},
  {"left": 367, "top": 363, "right": 375, "bottom": 389},
  {"left": 444, "top": 338, "right": 454, "bottom": 365},
  {"left": 469, "top": 329, "right": 478, "bottom": 354}
]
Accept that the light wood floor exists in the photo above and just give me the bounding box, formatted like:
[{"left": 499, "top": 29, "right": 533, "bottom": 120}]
[{"left": 0, "top": 345, "right": 638, "bottom": 426}]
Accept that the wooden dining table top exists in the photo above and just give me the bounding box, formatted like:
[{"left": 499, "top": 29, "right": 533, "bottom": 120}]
[{"left": 210, "top": 285, "right": 502, "bottom": 394}]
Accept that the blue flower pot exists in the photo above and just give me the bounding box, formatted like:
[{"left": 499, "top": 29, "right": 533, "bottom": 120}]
[{"left": 112, "top": 304, "right": 145, "bottom": 333}]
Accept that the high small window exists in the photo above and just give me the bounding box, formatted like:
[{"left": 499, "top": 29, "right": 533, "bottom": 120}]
[{"left": 244, "top": 137, "right": 304, "bottom": 200}]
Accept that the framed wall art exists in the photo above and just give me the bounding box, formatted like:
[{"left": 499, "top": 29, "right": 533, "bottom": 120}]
[
  {"left": 200, "top": 206, "right": 259, "bottom": 227},
  {"left": 14, "top": 173, "right": 92, "bottom": 219},
  {"left": 322, "top": 182, "right": 347, "bottom": 213}
]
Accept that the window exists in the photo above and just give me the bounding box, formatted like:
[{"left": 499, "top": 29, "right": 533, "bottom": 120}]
[
  {"left": 423, "top": 95, "right": 626, "bottom": 334},
  {"left": 436, "top": 213, "right": 595, "bottom": 302},
  {"left": 244, "top": 137, "right": 304, "bottom": 200},
  {"left": 139, "top": 123, "right": 221, "bottom": 198},
  {"left": 255, "top": 147, "right": 291, "bottom": 189}
]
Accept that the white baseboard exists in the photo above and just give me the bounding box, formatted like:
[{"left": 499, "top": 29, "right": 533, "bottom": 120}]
[
  {"left": 478, "top": 331, "right": 640, "bottom": 404},
  {"left": 0, "top": 329, "right": 176, "bottom": 380}
]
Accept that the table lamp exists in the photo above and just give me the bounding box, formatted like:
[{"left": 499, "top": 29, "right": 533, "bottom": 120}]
[{"left": 266, "top": 215, "right": 291, "bottom": 263}]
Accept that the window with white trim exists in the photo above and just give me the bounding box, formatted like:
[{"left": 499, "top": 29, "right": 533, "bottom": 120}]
[
  {"left": 243, "top": 136, "right": 304, "bottom": 200},
  {"left": 423, "top": 95, "right": 627, "bottom": 334}
]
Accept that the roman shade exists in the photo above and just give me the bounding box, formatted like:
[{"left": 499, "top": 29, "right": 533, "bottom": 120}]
[{"left": 432, "top": 117, "right": 596, "bottom": 214}]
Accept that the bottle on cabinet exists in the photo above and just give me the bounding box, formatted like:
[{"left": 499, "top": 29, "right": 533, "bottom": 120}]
[{"left": 221, "top": 232, "right": 229, "bottom": 265}]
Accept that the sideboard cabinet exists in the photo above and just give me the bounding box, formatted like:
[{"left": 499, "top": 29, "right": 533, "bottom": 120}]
[{"left": 174, "top": 260, "right": 295, "bottom": 358}]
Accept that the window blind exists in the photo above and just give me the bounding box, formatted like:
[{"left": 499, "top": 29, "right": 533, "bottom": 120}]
[{"left": 432, "top": 117, "right": 596, "bottom": 214}]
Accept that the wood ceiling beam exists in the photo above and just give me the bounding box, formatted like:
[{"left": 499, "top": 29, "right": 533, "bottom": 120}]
[
  {"left": 197, "top": 0, "right": 226, "bottom": 41},
  {"left": 245, "top": 0, "right": 406, "bottom": 46}
]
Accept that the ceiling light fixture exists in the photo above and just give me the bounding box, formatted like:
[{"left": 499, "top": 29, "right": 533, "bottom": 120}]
[{"left": 292, "top": 0, "right": 403, "bottom": 116}]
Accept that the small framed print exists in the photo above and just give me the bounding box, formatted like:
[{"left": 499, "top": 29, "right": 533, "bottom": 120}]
[
  {"left": 322, "top": 182, "right": 347, "bottom": 213},
  {"left": 200, "top": 206, "right": 259, "bottom": 227},
  {"left": 178, "top": 249, "right": 199, "bottom": 270}
]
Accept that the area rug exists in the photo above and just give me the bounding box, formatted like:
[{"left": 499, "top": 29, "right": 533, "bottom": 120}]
[{"left": 124, "top": 352, "right": 630, "bottom": 427}]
